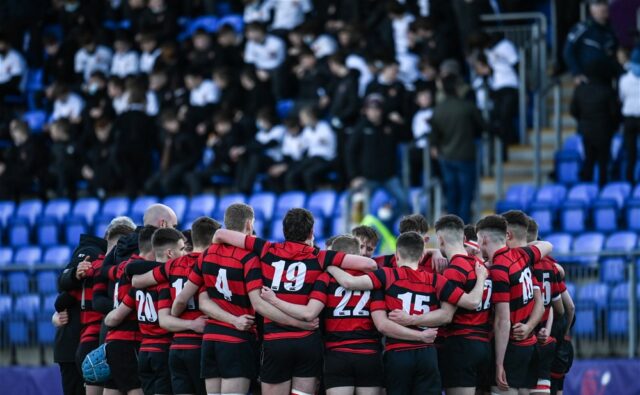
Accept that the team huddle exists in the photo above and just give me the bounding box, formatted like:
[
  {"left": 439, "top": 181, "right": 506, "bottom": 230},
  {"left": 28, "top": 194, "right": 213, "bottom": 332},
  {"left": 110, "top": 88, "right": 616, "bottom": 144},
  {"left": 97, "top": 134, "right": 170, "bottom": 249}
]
[{"left": 53, "top": 203, "right": 575, "bottom": 395}]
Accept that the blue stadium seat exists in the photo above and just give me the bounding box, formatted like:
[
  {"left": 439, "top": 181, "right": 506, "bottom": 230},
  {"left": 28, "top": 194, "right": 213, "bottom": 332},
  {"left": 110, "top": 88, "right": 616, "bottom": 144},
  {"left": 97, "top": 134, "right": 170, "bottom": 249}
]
[
  {"left": 15, "top": 199, "right": 43, "bottom": 225},
  {"left": 7, "top": 314, "right": 29, "bottom": 345},
  {"left": 276, "top": 191, "right": 306, "bottom": 218},
  {"left": 0, "top": 247, "right": 13, "bottom": 267},
  {"left": 25, "top": 68, "right": 43, "bottom": 92},
  {"left": 555, "top": 150, "right": 582, "bottom": 185},
  {"left": 574, "top": 303, "right": 596, "bottom": 337},
  {"left": 626, "top": 199, "right": 640, "bottom": 231},
  {"left": 559, "top": 201, "right": 588, "bottom": 234},
  {"left": 332, "top": 216, "right": 347, "bottom": 236},
  {"left": 93, "top": 219, "right": 110, "bottom": 238},
  {"left": 42, "top": 294, "right": 57, "bottom": 315},
  {"left": 608, "top": 307, "right": 629, "bottom": 336},
  {"left": 253, "top": 218, "right": 265, "bottom": 237},
  {"left": 15, "top": 294, "right": 41, "bottom": 320},
  {"left": 249, "top": 192, "right": 276, "bottom": 221},
  {"left": 42, "top": 198, "right": 72, "bottom": 223},
  {"left": 572, "top": 233, "right": 605, "bottom": 265},
  {"left": 495, "top": 184, "right": 536, "bottom": 212},
  {"left": 314, "top": 217, "right": 326, "bottom": 239},
  {"left": 601, "top": 258, "right": 626, "bottom": 284},
  {"left": 162, "top": 195, "right": 188, "bottom": 223},
  {"left": 36, "top": 271, "right": 58, "bottom": 295},
  {"left": 600, "top": 182, "right": 632, "bottom": 208},
  {"left": 567, "top": 183, "right": 599, "bottom": 204},
  {"left": 8, "top": 218, "right": 31, "bottom": 247},
  {"left": 71, "top": 197, "right": 101, "bottom": 226},
  {"left": 0, "top": 295, "right": 11, "bottom": 318},
  {"left": 529, "top": 202, "right": 554, "bottom": 236},
  {"left": 606, "top": 231, "right": 638, "bottom": 252},
  {"left": 216, "top": 14, "right": 243, "bottom": 33},
  {"left": 22, "top": 110, "right": 47, "bottom": 132},
  {"left": 565, "top": 281, "right": 576, "bottom": 299},
  {"left": 276, "top": 99, "right": 295, "bottom": 120},
  {"left": 99, "top": 197, "right": 131, "bottom": 220},
  {"left": 7, "top": 272, "right": 30, "bottom": 294},
  {"left": 130, "top": 196, "right": 159, "bottom": 224},
  {"left": 544, "top": 233, "right": 572, "bottom": 261},
  {"left": 44, "top": 246, "right": 71, "bottom": 267},
  {"left": 0, "top": 200, "right": 15, "bottom": 227},
  {"left": 15, "top": 246, "right": 42, "bottom": 267},
  {"left": 64, "top": 217, "right": 88, "bottom": 246},
  {"left": 578, "top": 282, "right": 609, "bottom": 311},
  {"left": 334, "top": 191, "right": 349, "bottom": 217},
  {"left": 563, "top": 134, "right": 584, "bottom": 155},
  {"left": 592, "top": 182, "right": 632, "bottom": 232},
  {"left": 534, "top": 184, "right": 567, "bottom": 208},
  {"left": 37, "top": 314, "right": 56, "bottom": 344},
  {"left": 270, "top": 220, "right": 285, "bottom": 242},
  {"left": 188, "top": 194, "right": 217, "bottom": 218},
  {"left": 307, "top": 190, "right": 337, "bottom": 219},
  {"left": 214, "top": 193, "right": 247, "bottom": 219},
  {"left": 36, "top": 217, "right": 60, "bottom": 246},
  {"left": 600, "top": 232, "right": 639, "bottom": 284}
]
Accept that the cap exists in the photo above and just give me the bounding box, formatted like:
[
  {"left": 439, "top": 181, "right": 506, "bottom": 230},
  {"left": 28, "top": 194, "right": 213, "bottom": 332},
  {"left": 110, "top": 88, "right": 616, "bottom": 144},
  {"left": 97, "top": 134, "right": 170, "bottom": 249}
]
[
  {"left": 82, "top": 343, "right": 111, "bottom": 383},
  {"left": 364, "top": 93, "right": 384, "bottom": 108}
]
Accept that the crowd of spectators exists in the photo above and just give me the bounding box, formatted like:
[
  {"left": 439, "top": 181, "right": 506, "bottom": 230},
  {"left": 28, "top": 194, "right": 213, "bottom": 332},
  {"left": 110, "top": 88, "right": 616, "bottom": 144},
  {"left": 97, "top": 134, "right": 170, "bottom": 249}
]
[{"left": 0, "top": 0, "right": 619, "bottom": 223}]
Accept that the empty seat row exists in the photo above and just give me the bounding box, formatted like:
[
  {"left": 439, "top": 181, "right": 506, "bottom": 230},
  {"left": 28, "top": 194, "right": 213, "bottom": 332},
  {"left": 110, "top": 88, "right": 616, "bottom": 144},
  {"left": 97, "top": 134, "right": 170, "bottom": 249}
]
[{"left": 0, "top": 245, "right": 70, "bottom": 268}]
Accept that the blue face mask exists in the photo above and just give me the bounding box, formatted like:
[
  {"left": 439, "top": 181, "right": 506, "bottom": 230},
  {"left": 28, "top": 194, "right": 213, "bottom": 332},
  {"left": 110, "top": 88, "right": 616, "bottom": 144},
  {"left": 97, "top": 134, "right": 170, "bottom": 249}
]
[{"left": 631, "top": 63, "right": 640, "bottom": 78}]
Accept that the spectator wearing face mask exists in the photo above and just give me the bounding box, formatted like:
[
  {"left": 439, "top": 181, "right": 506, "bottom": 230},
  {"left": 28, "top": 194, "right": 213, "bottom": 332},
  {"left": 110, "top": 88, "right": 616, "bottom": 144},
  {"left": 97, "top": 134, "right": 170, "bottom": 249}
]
[{"left": 74, "top": 32, "right": 112, "bottom": 83}]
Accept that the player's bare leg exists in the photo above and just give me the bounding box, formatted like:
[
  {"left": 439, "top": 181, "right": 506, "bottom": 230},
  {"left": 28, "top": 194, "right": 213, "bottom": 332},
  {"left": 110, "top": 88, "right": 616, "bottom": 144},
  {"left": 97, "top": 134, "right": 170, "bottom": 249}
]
[
  {"left": 205, "top": 377, "right": 221, "bottom": 394},
  {"left": 86, "top": 385, "right": 103, "bottom": 395},
  {"left": 221, "top": 378, "right": 251, "bottom": 394},
  {"left": 291, "top": 376, "right": 317, "bottom": 395},
  {"left": 127, "top": 389, "right": 143, "bottom": 395},
  {"left": 261, "top": 380, "right": 292, "bottom": 395},
  {"left": 355, "top": 387, "right": 383, "bottom": 395},
  {"left": 326, "top": 386, "right": 355, "bottom": 395},
  {"left": 490, "top": 387, "right": 519, "bottom": 395},
  {"left": 446, "top": 387, "right": 476, "bottom": 395},
  {"left": 103, "top": 389, "right": 123, "bottom": 395}
]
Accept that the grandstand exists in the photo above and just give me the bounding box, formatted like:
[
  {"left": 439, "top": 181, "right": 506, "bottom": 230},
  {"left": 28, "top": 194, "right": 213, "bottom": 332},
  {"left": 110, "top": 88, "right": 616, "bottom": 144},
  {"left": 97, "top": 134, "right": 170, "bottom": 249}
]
[{"left": 1, "top": 0, "right": 640, "bottom": 394}]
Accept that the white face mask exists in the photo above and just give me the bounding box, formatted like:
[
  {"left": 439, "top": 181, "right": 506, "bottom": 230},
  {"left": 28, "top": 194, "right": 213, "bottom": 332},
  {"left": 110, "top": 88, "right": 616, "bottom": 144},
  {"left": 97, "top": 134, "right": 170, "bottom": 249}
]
[
  {"left": 64, "top": 2, "right": 80, "bottom": 12},
  {"left": 377, "top": 205, "right": 393, "bottom": 221}
]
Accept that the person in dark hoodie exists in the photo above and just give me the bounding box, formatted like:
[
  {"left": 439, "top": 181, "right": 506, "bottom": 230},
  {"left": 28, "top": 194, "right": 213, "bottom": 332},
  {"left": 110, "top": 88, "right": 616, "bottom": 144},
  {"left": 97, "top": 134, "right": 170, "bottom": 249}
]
[
  {"left": 144, "top": 109, "right": 199, "bottom": 196},
  {"left": 326, "top": 53, "right": 361, "bottom": 130},
  {"left": 347, "top": 94, "right": 412, "bottom": 216},
  {"left": 47, "top": 119, "right": 81, "bottom": 199},
  {"left": 56, "top": 231, "right": 108, "bottom": 395},
  {"left": 570, "top": 73, "right": 620, "bottom": 187}
]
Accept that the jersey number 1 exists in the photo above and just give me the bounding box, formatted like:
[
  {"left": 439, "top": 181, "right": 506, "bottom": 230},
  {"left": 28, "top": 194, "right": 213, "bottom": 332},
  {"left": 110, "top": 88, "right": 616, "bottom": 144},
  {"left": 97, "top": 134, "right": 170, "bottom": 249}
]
[{"left": 172, "top": 279, "right": 196, "bottom": 309}]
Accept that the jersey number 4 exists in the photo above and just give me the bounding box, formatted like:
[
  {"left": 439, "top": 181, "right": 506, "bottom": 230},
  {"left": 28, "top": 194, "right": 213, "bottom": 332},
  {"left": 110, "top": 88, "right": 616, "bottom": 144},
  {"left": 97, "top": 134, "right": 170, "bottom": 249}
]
[
  {"left": 334, "top": 287, "right": 370, "bottom": 317},
  {"left": 270, "top": 260, "right": 307, "bottom": 292}
]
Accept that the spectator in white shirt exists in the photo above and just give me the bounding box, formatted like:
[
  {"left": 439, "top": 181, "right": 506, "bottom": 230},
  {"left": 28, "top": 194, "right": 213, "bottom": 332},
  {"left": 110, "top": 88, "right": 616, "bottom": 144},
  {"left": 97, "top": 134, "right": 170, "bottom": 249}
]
[
  {"left": 388, "top": 2, "right": 415, "bottom": 56},
  {"left": 244, "top": 22, "right": 288, "bottom": 98},
  {"left": 410, "top": 84, "right": 435, "bottom": 185},
  {"left": 261, "top": 0, "right": 312, "bottom": 32},
  {"left": 236, "top": 108, "right": 286, "bottom": 194},
  {"left": 0, "top": 36, "right": 25, "bottom": 97},
  {"left": 110, "top": 32, "right": 139, "bottom": 77},
  {"left": 243, "top": 0, "right": 268, "bottom": 24},
  {"left": 267, "top": 116, "right": 305, "bottom": 192},
  {"left": 285, "top": 106, "right": 336, "bottom": 191},
  {"left": 108, "top": 77, "right": 128, "bottom": 115},
  {"left": 74, "top": 34, "right": 112, "bottom": 82},
  {"left": 139, "top": 32, "right": 160, "bottom": 74},
  {"left": 184, "top": 68, "right": 219, "bottom": 107},
  {"left": 620, "top": 46, "right": 640, "bottom": 182},
  {"left": 51, "top": 83, "right": 84, "bottom": 124}
]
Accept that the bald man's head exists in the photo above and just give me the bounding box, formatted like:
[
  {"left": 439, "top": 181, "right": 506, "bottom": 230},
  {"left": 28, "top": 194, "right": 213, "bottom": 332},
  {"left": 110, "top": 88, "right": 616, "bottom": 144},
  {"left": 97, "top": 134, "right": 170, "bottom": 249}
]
[{"left": 143, "top": 204, "right": 178, "bottom": 228}]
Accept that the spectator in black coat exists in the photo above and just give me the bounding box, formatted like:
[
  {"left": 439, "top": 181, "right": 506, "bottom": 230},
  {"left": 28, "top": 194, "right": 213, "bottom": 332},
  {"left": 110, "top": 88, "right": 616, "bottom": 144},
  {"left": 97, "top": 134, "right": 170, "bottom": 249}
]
[
  {"left": 294, "top": 47, "right": 329, "bottom": 109},
  {"left": 43, "top": 33, "right": 76, "bottom": 86},
  {"left": 570, "top": 77, "right": 621, "bottom": 187},
  {"left": 347, "top": 94, "right": 411, "bottom": 216},
  {"left": 47, "top": 119, "right": 80, "bottom": 199},
  {"left": 326, "top": 53, "right": 361, "bottom": 130},
  {"left": 82, "top": 117, "right": 117, "bottom": 199},
  {"left": 365, "top": 58, "right": 409, "bottom": 125},
  {"left": 138, "top": 0, "right": 178, "bottom": 41},
  {"left": 111, "top": 86, "right": 157, "bottom": 197},
  {"left": 0, "top": 120, "right": 48, "bottom": 200},
  {"left": 145, "top": 109, "right": 199, "bottom": 195}
]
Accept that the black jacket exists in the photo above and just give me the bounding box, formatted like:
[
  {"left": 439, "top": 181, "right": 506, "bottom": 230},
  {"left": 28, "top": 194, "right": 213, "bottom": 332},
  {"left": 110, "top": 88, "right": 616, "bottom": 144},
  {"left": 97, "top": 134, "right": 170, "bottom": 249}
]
[
  {"left": 328, "top": 69, "right": 361, "bottom": 126},
  {"left": 570, "top": 81, "right": 621, "bottom": 145},
  {"left": 430, "top": 95, "right": 484, "bottom": 162},
  {"left": 347, "top": 118, "right": 411, "bottom": 181},
  {"left": 54, "top": 234, "right": 106, "bottom": 363}
]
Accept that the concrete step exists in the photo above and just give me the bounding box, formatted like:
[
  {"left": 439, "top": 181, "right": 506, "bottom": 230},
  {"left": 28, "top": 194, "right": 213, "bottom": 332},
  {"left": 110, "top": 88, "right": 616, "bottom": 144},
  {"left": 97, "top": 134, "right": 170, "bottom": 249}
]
[
  {"left": 502, "top": 159, "right": 554, "bottom": 177},
  {"left": 508, "top": 145, "right": 557, "bottom": 161},
  {"left": 527, "top": 128, "right": 577, "bottom": 146}
]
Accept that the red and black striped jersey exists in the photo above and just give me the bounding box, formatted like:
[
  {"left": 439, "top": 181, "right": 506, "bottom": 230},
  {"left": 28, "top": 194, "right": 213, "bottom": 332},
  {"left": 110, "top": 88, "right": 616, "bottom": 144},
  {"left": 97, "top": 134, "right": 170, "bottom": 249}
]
[
  {"left": 244, "top": 236, "right": 346, "bottom": 341},
  {"left": 374, "top": 254, "right": 434, "bottom": 273},
  {"left": 79, "top": 255, "right": 105, "bottom": 344},
  {"left": 189, "top": 244, "right": 261, "bottom": 343},
  {"left": 154, "top": 252, "right": 203, "bottom": 350},
  {"left": 310, "top": 271, "right": 380, "bottom": 354},
  {"left": 106, "top": 255, "right": 144, "bottom": 343},
  {"left": 534, "top": 256, "right": 563, "bottom": 340},
  {"left": 368, "top": 266, "right": 464, "bottom": 351},
  {"left": 441, "top": 254, "right": 492, "bottom": 341},
  {"left": 123, "top": 282, "right": 172, "bottom": 352},
  {"left": 490, "top": 246, "right": 542, "bottom": 346}
]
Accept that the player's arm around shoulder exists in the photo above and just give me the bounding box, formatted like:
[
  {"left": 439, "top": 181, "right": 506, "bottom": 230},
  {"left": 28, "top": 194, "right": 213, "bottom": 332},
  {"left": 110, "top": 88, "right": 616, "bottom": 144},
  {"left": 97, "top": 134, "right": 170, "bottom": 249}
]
[
  {"left": 326, "top": 266, "right": 375, "bottom": 291},
  {"left": 260, "top": 286, "right": 324, "bottom": 322}
]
